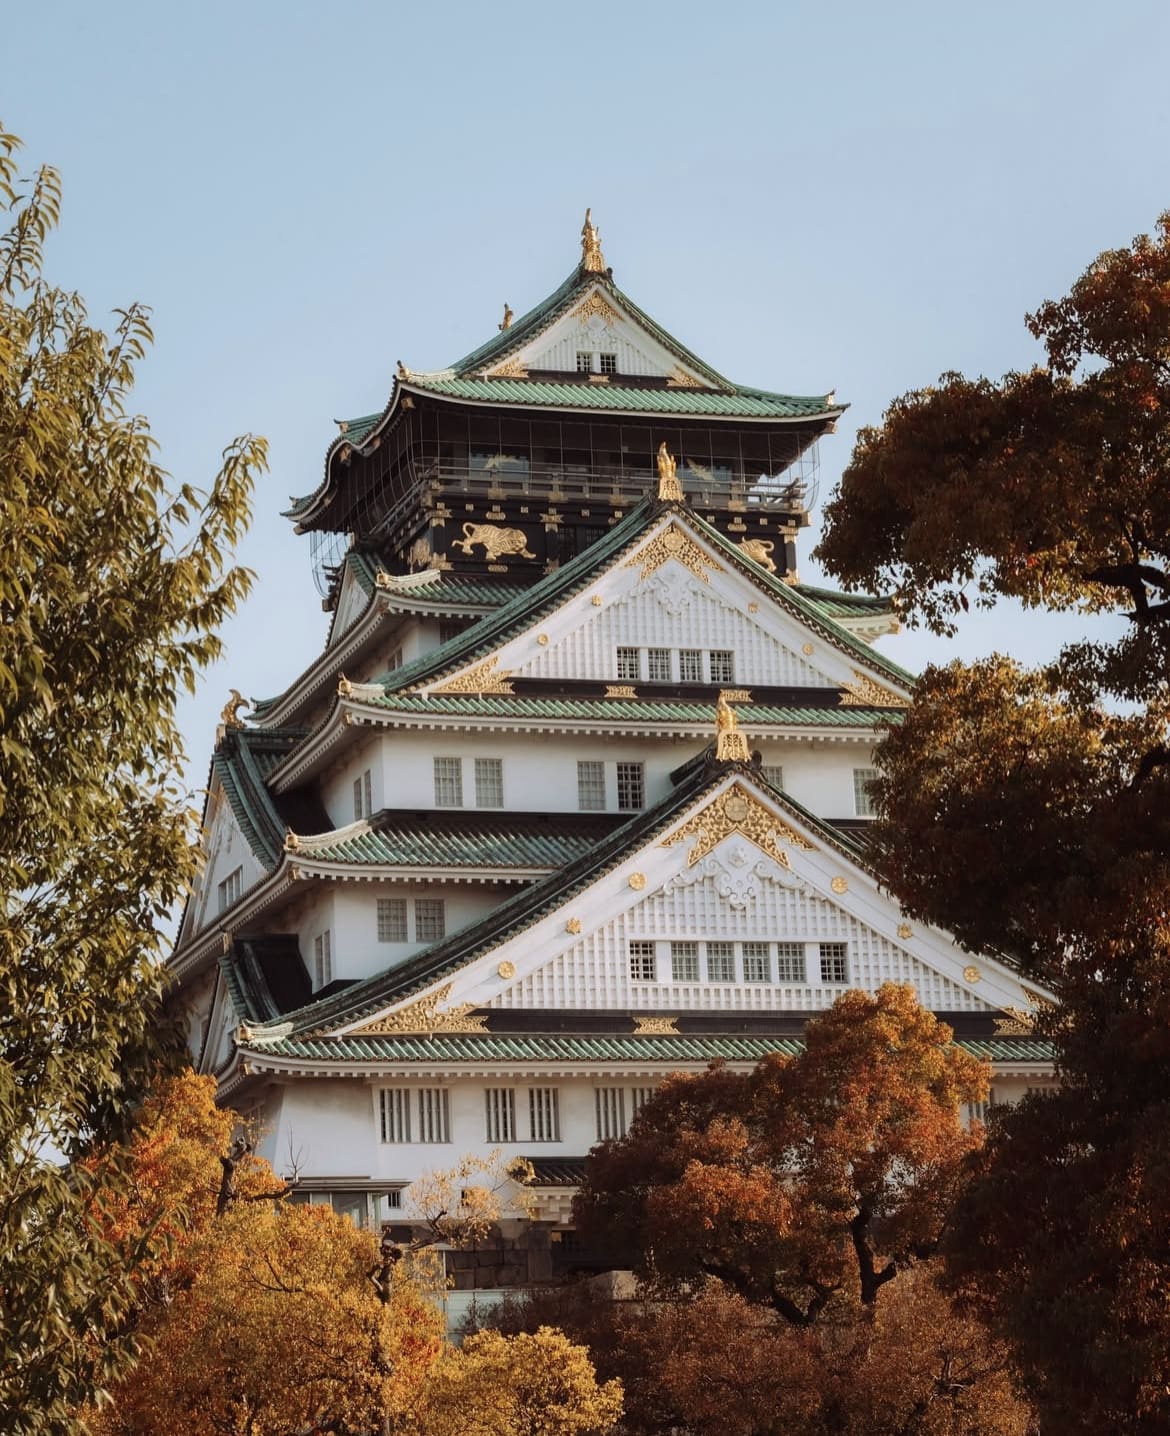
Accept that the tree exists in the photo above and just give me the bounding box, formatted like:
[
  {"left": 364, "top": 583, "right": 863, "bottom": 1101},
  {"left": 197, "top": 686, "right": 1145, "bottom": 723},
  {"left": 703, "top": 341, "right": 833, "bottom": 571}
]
[
  {"left": 814, "top": 213, "right": 1170, "bottom": 1431},
  {"left": 86, "top": 1072, "right": 443, "bottom": 1436},
  {"left": 412, "top": 1326, "right": 622, "bottom": 1436},
  {"left": 574, "top": 985, "right": 987, "bottom": 1324},
  {"left": 0, "top": 125, "right": 265, "bottom": 1431}
]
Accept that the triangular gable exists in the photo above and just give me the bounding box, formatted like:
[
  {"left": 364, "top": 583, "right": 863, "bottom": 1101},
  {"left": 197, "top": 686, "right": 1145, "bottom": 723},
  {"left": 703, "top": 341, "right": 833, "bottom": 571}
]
[
  {"left": 331, "top": 771, "right": 1045, "bottom": 1036},
  {"left": 327, "top": 555, "right": 375, "bottom": 647}
]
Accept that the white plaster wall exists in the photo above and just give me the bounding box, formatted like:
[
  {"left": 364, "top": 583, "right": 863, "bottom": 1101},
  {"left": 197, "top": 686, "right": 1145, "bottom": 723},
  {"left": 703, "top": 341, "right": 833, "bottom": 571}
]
[
  {"left": 192, "top": 793, "right": 269, "bottom": 935},
  {"left": 754, "top": 741, "right": 880, "bottom": 819},
  {"left": 320, "top": 734, "right": 385, "bottom": 830}
]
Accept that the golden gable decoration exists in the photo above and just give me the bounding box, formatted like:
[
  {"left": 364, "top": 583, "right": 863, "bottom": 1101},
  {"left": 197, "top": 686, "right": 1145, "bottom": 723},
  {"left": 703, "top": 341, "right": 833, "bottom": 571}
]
[
  {"left": 633, "top": 1015, "right": 680, "bottom": 1035},
  {"left": 667, "top": 366, "right": 703, "bottom": 388},
  {"left": 993, "top": 1006, "right": 1037, "bottom": 1036},
  {"left": 354, "top": 983, "right": 488, "bottom": 1036},
  {"left": 662, "top": 782, "right": 813, "bottom": 870},
  {"left": 626, "top": 523, "right": 721, "bottom": 583},
  {"left": 840, "top": 670, "right": 909, "bottom": 708},
  {"left": 572, "top": 291, "right": 622, "bottom": 326},
  {"left": 490, "top": 358, "right": 529, "bottom": 379},
  {"left": 432, "top": 656, "right": 515, "bottom": 695}
]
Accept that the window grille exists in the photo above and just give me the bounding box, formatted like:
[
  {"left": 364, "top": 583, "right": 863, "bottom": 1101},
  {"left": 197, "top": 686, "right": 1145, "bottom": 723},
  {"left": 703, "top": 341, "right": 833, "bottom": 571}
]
[
  {"left": 708, "top": 650, "right": 735, "bottom": 684},
  {"left": 775, "top": 942, "right": 805, "bottom": 983},
  {"left": 417, "top": 1088, "right": 450, "bottom": 1143},
  {"left": 415, "top": 899, "right": 446, "bottom": 942},
  {"left": 599, "top": 352, "right": 617, "bottom": 375},
  {"left": 616, "top": 646, "right": 640, "bottom": 681},
  {"left": 671, "top": 941, "right": 700, "bottom": 982},
  {"left": 377, "top": 898, "right": 408, "bottom": 943},
  {"left": 529, "top": 1087, "right": 560, "bottom": 1142},
  {"left": 576, "top": 352, "right": 593, "bottom": 374},
  {"left": 707, "top": 942, "right": 735, "bottom": 982},
  {"left": 383, "top": 1188, "right": 404, "bottom": 1211},
  {"left": 433, "top": 756, "right": 463, "bottom": 807},
  {"left": 577, "top": 760, "right": 606, "bottom": 811},
  {"left": 217, "top": 866, "right": 243, "bottom": 914},
  {"left": 616, "top": 761, "right": 644, "bottom": 811},
  {"left": 760, "top": 765, "right": 784, "bottom": 791},
  {"left": 853, "top": 768, "right": 880, "bottom": 817},
  {"left": 379, "top": 1089, "right": 411, "bottom": 1143},
  {"left": 743, "top": 942, "right": 771, "bottom": 983},
  {"left": 485, "top": 1088, "right": 516, "bottom": 1142},
  {"left": 629, "top": 1087, "right": 655, "bottom": 1120},
  {"left": 628, "top": 941, "right": 656, "bottom": 982},
  {"left": 819, "top": 942, "right": 849, "bottom": 984},
  {"left": 965, "top": 1100, "right": 991, "bottom": 1126},
  {"left": 353, "top": 768, "right": 373, "bottom": 821},
  {"left": 439, "top": 618, "right": 469, "bottom": 643},
  {"left": 646, "top": 647, "right": 671, "bottom": 683},
  {"left": 475, "top": 757, "right": 504, "bottom": 808},
  {"left": 313, "top": 930, "right": 332, "bottom": 988},
  {"left": 679, "top": 648, "right": 703, "bottom": 683},
  {"left": 595, "top": 1087, "right": 626, "bottom": 1140}
]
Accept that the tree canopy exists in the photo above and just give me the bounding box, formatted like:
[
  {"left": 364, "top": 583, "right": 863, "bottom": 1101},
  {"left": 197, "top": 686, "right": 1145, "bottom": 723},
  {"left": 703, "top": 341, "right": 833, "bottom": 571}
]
[{"left": 0, "top": 125, "right": 264, "bottom": 1432}]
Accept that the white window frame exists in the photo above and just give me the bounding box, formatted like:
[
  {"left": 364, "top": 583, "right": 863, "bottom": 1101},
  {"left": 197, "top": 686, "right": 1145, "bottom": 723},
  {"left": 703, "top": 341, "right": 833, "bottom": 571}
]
[
  {"left": 529, "top": 1087, "right": 560, "bottom": 1143},
  {"left": 708, "top": 649, "right": 735, "bottom": 684},
  {"left": 217, "top": 866, "right": 243, "bottom": 915},
  {"left": 616, "top": 646, "right": 640, "bottom": 682},
  {"left": 415, "top": 898, "right": 446, "bottom": 943},
  {"left": 379, "top": 1088, "right": 412, "bottom": 1144},
  {"left": 760, "top": 765, "right": 784, "bottom": 791},
  {"left": 433, "top": 756, "right": 463, "bottom": 808},
  {"left": 742, "top": 942, "right": 771, "bottom": 984},
  {"left": 353, "top": 768, "right": 373, "bottom": 821},
  {"left": 485, "top": 1087, "right": 516, "bottom": 1143},
  {"left": 706, "top": 941, "right": 735, "bottom": 983},
  {"left": 595, "top": 1087, "right": 626, "bottom": 1141},
  {"left": 645, "top": 647, "right": 672, "bottom": 683},
  {"left": 416, "top": 1087, "right": 451, "bottom": 1144},
  {"left": 376, "top": 897, "right": 408, "bottom": 943},
  {"left": 628, "top": 941, "right": 656, "bottom": 982},
  {"left": 853, "top": 767, "right": 880, "bottom": 818},
  {"left": 577, "top": 760, "right": 606, "bottom": 811},
  {"left": 313, "top": 930, "right": 332, "bottom": 989},
  {"left": 616, "top": 761, "right": 645, "bottom": 812},
  {"left": 671, "top": 941, "right": 700, "bottom": 982},
  {"left": 775, "top": 942, "right": 805, "bottom": 983},
  {"left": 819, "top": 942, "right": 849, "bottom": 984},
  {"left": 474, "top": 757, "right": 504, "bottom": 809},
  {"left": 679, "top": 649, "right": 703, "bottom": 683}
]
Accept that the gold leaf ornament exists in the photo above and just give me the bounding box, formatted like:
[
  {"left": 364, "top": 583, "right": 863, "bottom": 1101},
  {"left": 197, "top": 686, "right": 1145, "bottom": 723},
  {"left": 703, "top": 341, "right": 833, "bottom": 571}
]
[
  {"left": 662, "top": 782, "right": 812, "bottom": 869},
  {"left": 355, "top": 983, "right": 487, "bottom": 1035}
]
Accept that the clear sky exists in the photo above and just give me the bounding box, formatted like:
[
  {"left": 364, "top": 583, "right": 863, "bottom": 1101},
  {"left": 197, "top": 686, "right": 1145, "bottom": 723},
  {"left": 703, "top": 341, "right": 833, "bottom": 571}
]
[{"left": 6, "top": 0, "right": 1165, "bottom": 794}]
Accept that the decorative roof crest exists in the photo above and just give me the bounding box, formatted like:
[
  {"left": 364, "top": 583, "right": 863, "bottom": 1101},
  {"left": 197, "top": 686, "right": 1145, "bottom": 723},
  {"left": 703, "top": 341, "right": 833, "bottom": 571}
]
[
  {"left": 840, "top": 670, "right": 909, "bottom": 708},
  {"left": 663, "top": 782, "right": 814, "bottom": 870},
  {"left": 580, "top": 207, "right": 607, "bottom": 273},
  {"left": 626, "top": 522, "right": 721, "bottom": 584},
  {"left": 220, "top": 688, "right": 250, "bottom": 730},
  {"left": 656, "top": 443, "right": 684, "bottom": 502},
  {"left": 354, "top": 982, "right": 488, "bottom": 1036},
  {"left": 715, "top": 693, "right": 752, "bottom": 762}
]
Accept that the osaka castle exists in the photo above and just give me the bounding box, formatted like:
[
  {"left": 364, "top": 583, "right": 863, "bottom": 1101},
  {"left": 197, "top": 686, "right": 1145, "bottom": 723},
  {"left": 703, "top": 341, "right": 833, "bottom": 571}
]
[{"left": 171, "top": 213, "right": 1053, "bottom": 1280}]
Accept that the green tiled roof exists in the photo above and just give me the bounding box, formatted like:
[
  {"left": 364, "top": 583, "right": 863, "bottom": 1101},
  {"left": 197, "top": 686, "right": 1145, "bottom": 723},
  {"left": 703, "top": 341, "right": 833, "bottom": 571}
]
[
  {"left": 401, "top": 374, "right": 836, "bottom": 420},
  {"left": 239, "top": 1029, "right": 1054, "bottom": 1066},
  {"left": 298, "top": 813, "right": 619, "bottom": 868},
  {"left": 363, "top": 693, "right": 899, "bottom": 728},
  {"left": 345, "top": 552, "right": 527, "bottom": 608},
  {"left": 213, "top": 729, "right": 306, "bottom": 867},
  {"left": 794, "top": 583, "right": 896, "bottom": 620}
]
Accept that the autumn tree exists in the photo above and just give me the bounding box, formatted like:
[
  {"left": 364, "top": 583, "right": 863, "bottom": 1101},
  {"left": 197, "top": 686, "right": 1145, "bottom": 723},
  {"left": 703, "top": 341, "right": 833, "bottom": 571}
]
[
  {"left": 0, "top": 125, "right": 264, "bottom": 1432},
  {"left": 575, "top": 984, "right": 987, "bottom": 1324},
  {"left": 815, "top": 213, "right": 1170, "bottom": 1431}
]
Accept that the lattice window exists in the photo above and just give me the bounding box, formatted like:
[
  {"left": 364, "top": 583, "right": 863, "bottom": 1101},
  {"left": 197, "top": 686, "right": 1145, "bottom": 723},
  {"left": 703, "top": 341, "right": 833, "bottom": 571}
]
[
  {"left": 707, "top": 941, "right": 735, "bottom": 982},
  {"left": 415, "top": 899, "right": 446, "bottom": 942},
  {"left": 313, "top": 930, "right": 332, "bottom": 988},
  {"left": 353, "top": 768, "right": 373, "bottom": 821},
  {"left": 529, "top": 1088, "right": 560, "bottom": 1142},
  {"left": 679, "top": 648, "right": 703, "bottom": 683},
  {"left": 708, "top": 650, "right": 735, "bottom": 684},
  {"left": 819, "top": 942, "right": 849, "bottom": 984},
  {"left": 378, "top": 1089, "right": 411, "bottom": 1144},
  {"left": 630, "top": 1087, "right": 655, "bottom": 1120},
  {"left": 417, "top": 1088, "right": 450, "bottom": 1143},
  {"left": 576, "top": 352, "right": 592, "bottom": 374},
  {"left": 628, "top": 941, "right": 656, "bottom": 982},
  {"left": 599, "top": 352, "right": 618, "bottom": 375},
  {"left": 475, "top": 758, "right": 504, "bottom": 808},
  {"left": 671, "top": 941, "right": 700, "bottom": 982},
  {"left": 853, "top": 768, "right": 880, "bottom": 818},
  {"left": 743, "top": 942, "right": 771, "bottom": 983},
  {"left": 775, "top": 942, "right": 805, "bottom": 983},
  {"left": 760, "top": 765, "right": 784, "bottom": 791},
  {"left": 595, "top": 1087, "right": 626, "bottom": 1140},
  {"left": 217, "top": 866, "right": 242, "bottom": 914},
  {"left": 646, "top": 647, "right": 671, "bottom": 683},
  {"left": 485, "top": 1088, "right": 516, "bottom": 1142},
  {"left": 577, "top": 760, "right": 606, "bottom": 811},
  {"left": 376, "top": 898, "right": 408, "bottom": 943},
  {"left": 433, "top": 756, "right": 463, "bottom": 808},
  {"left": 616, "top": 646, "right": 640, "bottom": 681},
  {"left": 616, "top": 761, "right": 644, "bottom": 811}
]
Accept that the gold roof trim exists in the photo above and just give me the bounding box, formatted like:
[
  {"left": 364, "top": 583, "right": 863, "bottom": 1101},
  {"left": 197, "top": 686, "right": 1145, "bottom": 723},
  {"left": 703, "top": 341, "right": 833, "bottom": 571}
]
[
  {"left": 353, "top": 983, "right": 488, "bottom": 1036},
  {"left": 662, "top": 782, "right": 813, "bottom": 870}
]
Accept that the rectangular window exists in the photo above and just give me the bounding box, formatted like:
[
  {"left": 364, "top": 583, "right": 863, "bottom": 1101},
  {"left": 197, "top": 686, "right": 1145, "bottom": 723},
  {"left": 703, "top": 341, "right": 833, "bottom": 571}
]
[
  {"left": 387, "top": 648, "right": 403, "bottom": 671},
  {"left": 353, "top": 768, "right": 373, "bottom": 821},
  {"left": 376, "top": 897, "right": 408, "bottom": 943},
  {"left": 819, "top": 942, "right": 849, "bottom": 984},
  {"left": 485, "top": 1087, "right": 516, "bottom": 1142},
  {"left": 529, "top": 1087, "right": 560, "bottom": 1142},
  {"left": 775, "top": 942, "right": 805, "bottom": 983},
  {"left": 853, "top": 768, "right": 880, "bottom": 817},
  {"left": 707, "top": 941, "right": 735, "bottom": 982},
  {"left": 439, "top": 618, "right": 469, "bottom": 643},
  {"left": 475, "top": 757, "right": 504, "bottom": 809},
  {"left": 417, "top": 1088, "right": 450, "bottom": 1143},
  {"left": 679, "top": 648, "right": 703, "bottom": 683},
  {"left": 575, "top": 351, "right": 592, "bottom": 374},
  {"left": 761, "top": 765, "right": 784, "bottom": 791},
  {"left": 628, "top": 941, "right": 656, "bottom": 982},
  {"left": 595, "top": 1087, "right": 626, "bottom": 1141},
  {"left": 965, "top": 1100, "right": 991, "bottom": 1127},
  {"left": 629, "top": 1087, "right": 655, "bottom": 1120},
  {"left": 313, "top": 930, "right": 332, "bottom": 988},
  {"left": 671, "top": 941, "right": 700, "bottom": 982},
  {"left": 616, "top": 761, "right": 645, "bottom": 811},
  {"left": 646, "top": 647, "right": 671, "bottom": 683},
  {"left": 708, "top": 650, "right": 735, "bottom": 684},
  {"left": 598, "top": 352, "right": 617, "bottom": 375},
  {"left": 577, "top": 760, "right": 606, "bottom": 811},
  {"left": 379, "top": 1089, "right": 411, "bottom": 1144},
  {"left": 217, "top": 866, "right": 243, "bottom": 914},
  {"left": 433, "top": 756, "right": 463, "bottom": 808},
  {"left": 616, "top": 646, "right": 640, "bottom": 682},
  {"left": 743, "top": 942, "right": 771, "bottom": 984},
  {"left": 415, "top": 899, "right": 446, "bottom": 943}
]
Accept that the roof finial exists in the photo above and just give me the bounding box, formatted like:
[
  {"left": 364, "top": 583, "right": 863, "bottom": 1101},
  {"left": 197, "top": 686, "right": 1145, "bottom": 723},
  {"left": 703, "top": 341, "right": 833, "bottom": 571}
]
[
  {"left": 656, "top": 442, "right": 684, "bottom": 501},
  {"left": 220, "top": 688, "right": 249, "bottom": 730},
  {"left": 581, "top": 208, "right": 606, "bottom": 273},
  {"left": 499, "top": 302, "right": 513, "bottom": 331},
  {"left": 715, "top": 693, "right": 751, "bottom": 763}
]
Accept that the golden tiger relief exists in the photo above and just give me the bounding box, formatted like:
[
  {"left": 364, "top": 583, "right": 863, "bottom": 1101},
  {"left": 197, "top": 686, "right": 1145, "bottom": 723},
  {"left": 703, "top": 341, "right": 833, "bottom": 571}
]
[
  {"left": 736, "top": 537, "right": 777, "bottom": 572},
  {"left": 452, "top": 523, "right": 536, "bottom": 562}
]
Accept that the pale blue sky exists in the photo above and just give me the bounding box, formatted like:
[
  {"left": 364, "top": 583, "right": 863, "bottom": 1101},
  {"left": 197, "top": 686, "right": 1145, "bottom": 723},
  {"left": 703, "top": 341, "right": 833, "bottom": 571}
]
[{"left": 7, "top": 0, "right": 1165, "bottom": 790}]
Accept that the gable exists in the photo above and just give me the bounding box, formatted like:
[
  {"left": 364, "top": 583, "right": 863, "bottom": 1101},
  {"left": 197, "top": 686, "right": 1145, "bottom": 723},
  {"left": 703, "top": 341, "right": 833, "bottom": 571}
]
[
  {"left": 328, "top": 557, "right": 373, "bottom": 646},
  {"left": 187, "top": 783, "right": 268, "bottom": 937}
]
